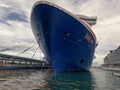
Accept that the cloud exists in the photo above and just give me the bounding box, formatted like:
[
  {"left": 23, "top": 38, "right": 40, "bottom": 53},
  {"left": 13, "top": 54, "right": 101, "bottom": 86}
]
[
  {"left": 6, "top": 12, "right": 28, "bottom": 22},
  {"left": 0, "top": 0, "right": 38, "bottom": 58}
]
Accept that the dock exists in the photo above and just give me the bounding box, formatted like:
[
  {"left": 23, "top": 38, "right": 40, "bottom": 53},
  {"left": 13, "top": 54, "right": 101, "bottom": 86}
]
[
  {"left": 0, "top": 54, "right": 51, "bottom": 70},
  {"left": 112, "top": 73, "right": 120, "bottom": 77},
  {"left": 102, "top": 67, "right": 120, "bottom": 71}
]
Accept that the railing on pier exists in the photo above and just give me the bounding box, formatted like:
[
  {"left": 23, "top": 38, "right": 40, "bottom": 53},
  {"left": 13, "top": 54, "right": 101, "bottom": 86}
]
[{"left": 0, "top": 57, "right": 51, "bottom": 69}]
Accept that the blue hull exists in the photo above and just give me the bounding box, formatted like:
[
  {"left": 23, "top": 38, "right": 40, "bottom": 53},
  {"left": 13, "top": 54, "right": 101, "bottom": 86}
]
[{"left": 31, "top": 1, "right": 96, "bottom": 72}]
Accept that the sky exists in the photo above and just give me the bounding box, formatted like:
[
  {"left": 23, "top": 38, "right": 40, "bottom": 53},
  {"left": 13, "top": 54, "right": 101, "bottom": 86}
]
[{"left": 0, "top": 0, "right": 120, "bottom": 65}]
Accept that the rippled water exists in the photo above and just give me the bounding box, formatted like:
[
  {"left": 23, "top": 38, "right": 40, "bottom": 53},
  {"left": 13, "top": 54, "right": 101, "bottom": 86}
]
[{"left": 0, "top": 68, "right": 120, "bottom": 90}]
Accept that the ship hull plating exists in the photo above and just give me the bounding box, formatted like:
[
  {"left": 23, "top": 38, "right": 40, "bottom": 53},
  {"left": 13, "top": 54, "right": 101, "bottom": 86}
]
[{"left": 31, "top": 1, "right": 96, "bottom": 72}]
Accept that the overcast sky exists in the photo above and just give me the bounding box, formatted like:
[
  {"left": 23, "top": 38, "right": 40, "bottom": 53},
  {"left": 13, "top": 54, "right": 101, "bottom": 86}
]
[{"left": 0, "top": 0, "right": 120, "bottom": 65}]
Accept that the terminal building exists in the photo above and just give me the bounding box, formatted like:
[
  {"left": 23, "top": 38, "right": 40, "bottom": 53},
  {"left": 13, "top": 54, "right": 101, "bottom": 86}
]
[{"left": 102, "top": 46, "right": 120, "bottom": 68}]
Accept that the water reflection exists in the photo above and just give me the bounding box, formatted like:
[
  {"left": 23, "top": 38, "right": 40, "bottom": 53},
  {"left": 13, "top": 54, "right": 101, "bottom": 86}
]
[
  {"left": 91, "top": 68, "right": 120, "bottom": 90},
  {"left": 0, "top": 69, "right": 120, "bottom": 90},
  {"left": 40, "top": 71, "right": 98, "bottom": 90},
  {"left": 0, "top": 70, "right": 51, "bottom": 90},
  {"left": 0, "top": 70, "right": 32, "bottom": 78}
]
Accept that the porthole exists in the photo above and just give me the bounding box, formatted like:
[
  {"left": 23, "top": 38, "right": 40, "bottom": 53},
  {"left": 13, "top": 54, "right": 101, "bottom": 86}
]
[
  {"left": 80, "top": 59, "right": 84, "bottom": 64},
  {"left": 39, "top": 38, "right": 41, "bottom": 41},
  {"left": 45, "top": 30, "right": 48, "bottom": 33},
  {"left": 64, "top": 32, "right": 70, "bottom": 36},
  {"left": 78, "top": 39, "right": 81, "bottom": 42},
  {"left": 37, "top": 33, "right": 39, "bottom": 36}
]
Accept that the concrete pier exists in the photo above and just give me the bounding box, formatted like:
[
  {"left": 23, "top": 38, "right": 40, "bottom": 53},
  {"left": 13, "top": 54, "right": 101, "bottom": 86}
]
[{"left": 0, "top": 54, "right": 51, "bottom": 70}]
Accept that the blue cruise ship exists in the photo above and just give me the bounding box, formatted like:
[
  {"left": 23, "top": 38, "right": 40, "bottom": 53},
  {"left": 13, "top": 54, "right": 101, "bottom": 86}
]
[{"left": 31, "top": 1, "right": 97, "bottom": 72}]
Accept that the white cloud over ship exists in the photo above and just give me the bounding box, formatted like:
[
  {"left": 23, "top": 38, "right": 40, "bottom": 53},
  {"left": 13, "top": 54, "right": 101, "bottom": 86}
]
[{"left": 0, "top": 0, "right": 120, "bottom": 65}]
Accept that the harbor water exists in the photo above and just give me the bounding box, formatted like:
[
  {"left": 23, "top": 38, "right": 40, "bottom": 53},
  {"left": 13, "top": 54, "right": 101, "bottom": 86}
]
[{"left": 0, "top": 68, "right": 120, "bottom": 90}]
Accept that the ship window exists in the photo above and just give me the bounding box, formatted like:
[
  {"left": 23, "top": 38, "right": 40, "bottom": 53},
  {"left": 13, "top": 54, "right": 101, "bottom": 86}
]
[
  {"left": 78, "top": 39, "right": 81, "bottom": 42},
  {"left": 45, "top": 30, "right": 48, "bottom": 33},
  {"left": 80, "top": 59, "right": 84, "bottom": 64},
  {"left": 37, "top": 33, "right": 39, "bottom": 36},
  {"left": 64, "top": 32, "right": 70, "bottom": 36}
]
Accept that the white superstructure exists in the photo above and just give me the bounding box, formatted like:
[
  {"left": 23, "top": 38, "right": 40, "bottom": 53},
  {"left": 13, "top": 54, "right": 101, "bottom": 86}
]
[{"left": 102, "top": 46, "right": 120, "bottom": 68}]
